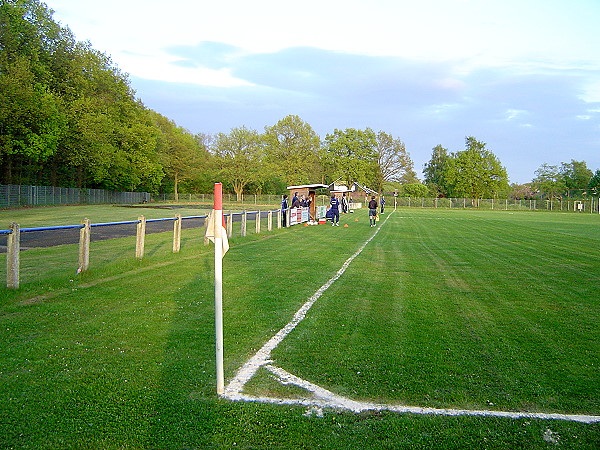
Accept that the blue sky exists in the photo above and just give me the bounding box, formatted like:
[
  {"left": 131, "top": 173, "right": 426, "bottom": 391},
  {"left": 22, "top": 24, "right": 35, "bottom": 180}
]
[{"left": 48, "top": 0, "right": 600, "bottom": 184}]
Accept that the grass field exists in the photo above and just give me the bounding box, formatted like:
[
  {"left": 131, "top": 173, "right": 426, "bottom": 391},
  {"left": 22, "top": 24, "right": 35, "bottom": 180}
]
[{"left": 0, "top": 206, "right": 599, "bottom": 448}]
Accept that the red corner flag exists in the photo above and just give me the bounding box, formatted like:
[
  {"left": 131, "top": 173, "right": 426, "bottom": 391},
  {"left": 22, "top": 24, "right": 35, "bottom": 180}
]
[{"left": 205, "top": 183, "right": 229, "bottom": 256}]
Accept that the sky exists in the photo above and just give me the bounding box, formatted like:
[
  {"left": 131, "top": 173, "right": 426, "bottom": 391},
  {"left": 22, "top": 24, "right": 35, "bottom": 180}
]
[{"left": 48, "top": 0, "right": 600, "bottom": 184}]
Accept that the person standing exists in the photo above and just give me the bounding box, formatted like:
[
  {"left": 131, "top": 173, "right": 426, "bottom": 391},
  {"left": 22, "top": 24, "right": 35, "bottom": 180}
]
[
  {"left": 281, "top": 194, "right": 288, "bottom": 227},
  {"left": 380, "top": 195, "right": 386, "bottom": 214},
  {"left": 341, "top": 193, "right": 349, "bottom": 214},
  {"left": 292, "top": 192, "right": 300, "bottom": 208},
  {"left": 330, "top": 194, "right": 340, "bottom": 226},
  {"left": 368, "top": 196, "right": 378, "bottom": 227}
]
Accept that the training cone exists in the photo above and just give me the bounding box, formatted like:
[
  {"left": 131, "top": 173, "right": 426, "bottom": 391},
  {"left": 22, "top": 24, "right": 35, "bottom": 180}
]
[
  {"left": 354, "top": 219, "right": 359, "bottom": 222},
  {"left": 304, "top": 223, "right": 309, "bottom": 227},
  {"left": 344, "top": 224, "right": 349, "bottom": 227}
]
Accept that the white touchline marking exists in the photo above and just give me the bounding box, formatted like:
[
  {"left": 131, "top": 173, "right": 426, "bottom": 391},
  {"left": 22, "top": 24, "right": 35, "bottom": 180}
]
[
  {"left": 221, "top": 212, "right": 600, "bottom": 424},
  {"left": 259, "top": 365, "right": 599, "bottom": 423}
]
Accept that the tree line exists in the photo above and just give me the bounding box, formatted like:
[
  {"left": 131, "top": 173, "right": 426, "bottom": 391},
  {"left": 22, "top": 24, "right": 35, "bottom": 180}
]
[
  {"left": 2, "top": 1, "right": 598, "bottom": 201},
  {"left": 0, "top": 1, "right": 417, "bottom": 199},
  {"left": 423, "top": 140, "right": 600, "bottom": 200}
]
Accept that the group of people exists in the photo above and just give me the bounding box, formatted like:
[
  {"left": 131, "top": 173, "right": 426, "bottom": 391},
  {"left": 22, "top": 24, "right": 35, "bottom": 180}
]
[
  {"left": 281, "top": 192, "right": 386, "bottom": 228},
  {"left": 330, "top": 193, "right": 385, "bottom": 227},
  {"left": 280, "top": 192, "right": 313, "bottom": 227},
  {"left": 290, "top": 192, "right": 312, "bottom": 209}
]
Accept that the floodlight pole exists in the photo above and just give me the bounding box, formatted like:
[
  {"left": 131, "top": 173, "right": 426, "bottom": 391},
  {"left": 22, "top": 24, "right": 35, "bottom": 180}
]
[{"left": 214, "top": 183, "right": 225, "bottom": 395}]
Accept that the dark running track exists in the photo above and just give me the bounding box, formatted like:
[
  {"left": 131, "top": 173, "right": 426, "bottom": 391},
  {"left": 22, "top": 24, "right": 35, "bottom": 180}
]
[
  {"left": 0, "top": 208, "right": 276, "bottom": 253},
  {"left": 0, "top": 216, "right": 208, "bottom": 252}
]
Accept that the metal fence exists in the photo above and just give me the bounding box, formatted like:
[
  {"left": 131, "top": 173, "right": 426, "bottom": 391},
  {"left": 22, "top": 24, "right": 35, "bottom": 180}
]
[
  {"left": 0, "top": 185, "right": 150, "bottom": 208},
  {"left": 3, "top": 185, "right": 599, "bottom": 214},
  {"left": 157, "top": 193, "right": 600, "bottom": 214},
  {"left": 392, "top": 197, "right": 600, "bottom": 213}
]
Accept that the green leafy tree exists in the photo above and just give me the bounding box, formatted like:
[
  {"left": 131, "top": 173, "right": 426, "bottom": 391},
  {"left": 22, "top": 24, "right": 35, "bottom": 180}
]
[
  {"left": 423, "top": 145, "right": 450, "bottom": 197},
  {"left": 401, "top": 183, "right": 429, "bottom": 197},
  {"left": 1, "top": 0, "right": 167, "bottom": 191},
  {"left": 53, "top": 42, "right": 162, "bottom": 189},
  {"left": 213, "top": 127, "right": 263, "bottom": 201},
  {"left": 560, "top": 159, "right": 593, "bottom": 196},
  {"left": 445, "top": 137, "right": 509, "bottom": 201},
  {"left": 324, "top": 128, "right": 378, "bottom": 188},
  {"left": 0, "top": 55, "right": 66, "bottom": 182},
  {"left": 263, "top": 115, "right": 321, "bottom": 185},
  {"left": 152, "top": 112, "right": 207, "bottom": 200},
  {"left": 110, "top": 116, "right": 164, "bottom": 192},
  {"left": 532, "top": 163, "right": 566, "bottom": 199},
  {"left": 587, "top": 169, "right": 600, "bottom": 192}
]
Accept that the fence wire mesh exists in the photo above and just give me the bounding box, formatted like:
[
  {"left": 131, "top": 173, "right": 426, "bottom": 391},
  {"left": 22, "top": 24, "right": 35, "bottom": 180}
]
[{"left": 0, "top": 185, "right": 150, "bottom": 208}]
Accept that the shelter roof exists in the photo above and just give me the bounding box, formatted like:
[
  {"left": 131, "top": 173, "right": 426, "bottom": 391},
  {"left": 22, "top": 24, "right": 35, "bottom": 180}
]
[
  {"left": 328, "top": 181, "right": 378, "bottom": 195},
  {"left": 287, "top": 184, "right": 329, "bottom": 190}
]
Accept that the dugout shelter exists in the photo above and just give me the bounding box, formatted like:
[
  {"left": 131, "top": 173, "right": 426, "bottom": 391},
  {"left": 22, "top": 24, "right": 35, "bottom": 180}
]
[{"left": 287, "top": 184, "right": 328, "bottom": 220}]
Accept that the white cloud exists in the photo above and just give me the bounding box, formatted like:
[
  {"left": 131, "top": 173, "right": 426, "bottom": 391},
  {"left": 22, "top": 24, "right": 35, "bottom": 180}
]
[
  {"left": 49, "top": 0, "right": 600, "bottom": 87},
  {"left": 114, "top": 51, "right": 252, "bottom": 87},
  {"left": 504, "top": 109, "right": 528, "bottom": 121}
]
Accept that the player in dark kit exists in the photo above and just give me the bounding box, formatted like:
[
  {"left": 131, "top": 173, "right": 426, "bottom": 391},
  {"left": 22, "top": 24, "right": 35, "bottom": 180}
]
[
  {"left": 330, "top": 194, "right": 340, "bottom": 226},
  {"left": 368, "top": 196, "right": 378, "bottom": 227}
]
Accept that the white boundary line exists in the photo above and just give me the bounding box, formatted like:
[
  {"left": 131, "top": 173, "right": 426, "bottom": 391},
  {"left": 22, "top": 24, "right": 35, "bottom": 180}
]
[{"left": 221, "top": 212, "right": 600, "bottom": 424}]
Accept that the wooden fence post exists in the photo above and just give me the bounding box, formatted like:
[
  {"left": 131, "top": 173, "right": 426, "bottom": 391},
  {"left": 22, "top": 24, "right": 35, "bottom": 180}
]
[
  {"left": 255, "top": 211, "right": 261, "bottom": 234},
  {"left": 277, "top": 210, "right": 282, "bottom": 229},
  {"left": 268, "top": 211, "right": 273, "bottom": 231},
  {"left": 7, "top": 222, "right": 20, "bottom": 289},
  {"left": 241, "top": 211, "right": 247, "bottom": 237},
  {"left": 136, "top": 216, "right": 146, "bottom": 259},
  {"left": 173, "top": 214, "right": 182, "bottom": 253},
  {"left": 226, "top": 213, "right": 232, "bottom": 238},
  {"left": 78, "top": 218, "right": 91, "bottom": 272},
  {"left": 204, "top": 211, "right": 212, "bottom": 246}
]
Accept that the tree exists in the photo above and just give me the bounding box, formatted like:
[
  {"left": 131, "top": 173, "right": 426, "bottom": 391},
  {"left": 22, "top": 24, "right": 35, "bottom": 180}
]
[
  {"left": 375, "top": 131, "right": 417, "bottom": 192},
  {"left": 587, "top": 169, "right": 600, "bottom": 192},
  {"left": 324, "top": 128, "right": 379, "bottom": 188},
  {"left": 213, "top": 126, "right": 263, "bottom": 201},
  {"left": 1, "top": 1, "right": 169, "bottom": 190},
  {"left": 263, "top": 115, "right": 321, "bottom": 185},
  {"left": 509, "top": 183, "right": 535, "bottom": 200},
  {"left": 560, "top": 160, "right": 593, "bottom": 195},
  {"left": 423, "top": 145, "right": 450, "bottom": 197},
  {"left": 54, "top": 44, "right": 157, "bottom": 189},
  {"left": 401, "top": 183, "right": 429, "bottom": 197},
  {"left": 532, "top": 163, "right": 566, "bottom": 199},
  {"left": 152, "top": 112, "right": 206, "bottom": 200},
  {"left": 0, "top": 55, "right": 66, "bottom": 183},
  {"left": 445, "top": 137, "right": 509, "bottom": 201}
]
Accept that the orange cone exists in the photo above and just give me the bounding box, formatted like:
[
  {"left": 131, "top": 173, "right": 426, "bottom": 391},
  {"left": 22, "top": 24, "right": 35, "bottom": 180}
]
[{"left": 344, "top": 224, "right": 349, "bottom": 227}]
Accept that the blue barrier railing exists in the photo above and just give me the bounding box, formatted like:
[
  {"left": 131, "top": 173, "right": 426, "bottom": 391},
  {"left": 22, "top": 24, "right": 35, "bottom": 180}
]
[
  {"left": 0, "top": 211, "right": 277, "bottom": 236},
  {"left": 2, "top": 209, "right": 282, "bottom": 288}
]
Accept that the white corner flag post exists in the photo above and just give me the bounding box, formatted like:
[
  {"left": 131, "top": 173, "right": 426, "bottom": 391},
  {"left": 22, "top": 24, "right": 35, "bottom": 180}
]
[{"left": 206, "top": 182, "right": 229, "bottom": 395}]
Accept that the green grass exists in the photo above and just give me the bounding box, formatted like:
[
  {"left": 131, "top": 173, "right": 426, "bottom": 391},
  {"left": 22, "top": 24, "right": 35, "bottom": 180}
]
[
  {"left": 269, "top": 212, "right": 599, "bottom": 414},
  {"left": 0, "top": 207, "right": 599, "bottom": 448}
]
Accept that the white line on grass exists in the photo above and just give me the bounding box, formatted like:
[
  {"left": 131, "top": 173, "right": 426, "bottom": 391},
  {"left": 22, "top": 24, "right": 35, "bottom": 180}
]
[{"left": 221, "top": 212, "right": 600, "bottom": 424}]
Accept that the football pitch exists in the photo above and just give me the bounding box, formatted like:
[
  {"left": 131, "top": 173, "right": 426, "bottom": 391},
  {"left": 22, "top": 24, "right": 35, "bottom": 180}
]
[{"left": 0, "top": 206, "right": 599, "bottom": 447}]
